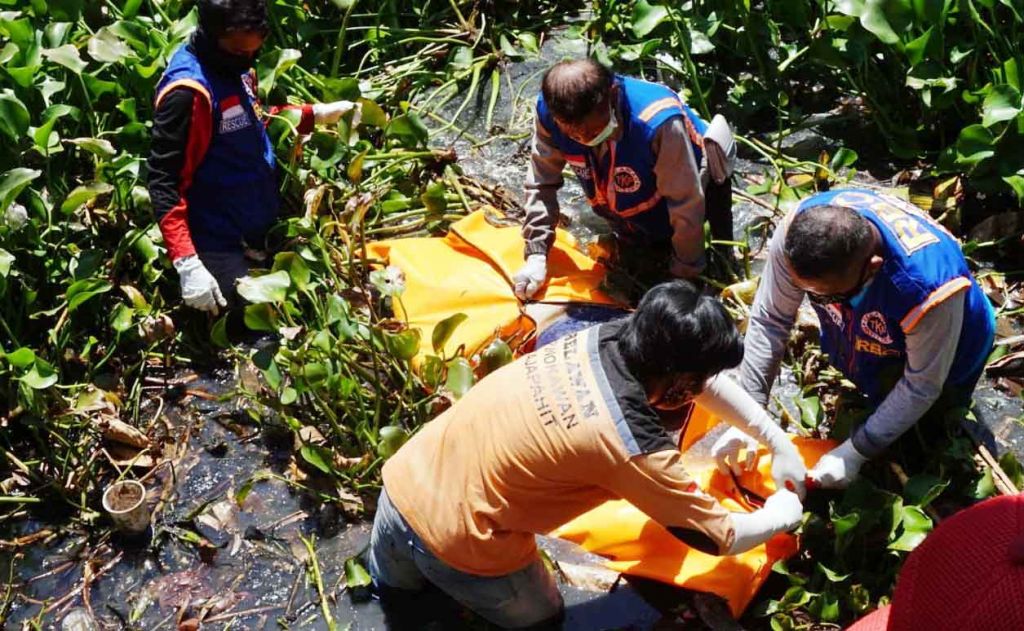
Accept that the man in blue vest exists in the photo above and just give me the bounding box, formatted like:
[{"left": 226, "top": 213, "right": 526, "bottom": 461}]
[
  {"left": 147, "top": 0, "right": 358, "bottom": 314},
  {"left": 712, "top": 189, "right": 995, "bottom": 489},
  {"left": 513, "top": 59, "right": 735, "bottom": 299}
]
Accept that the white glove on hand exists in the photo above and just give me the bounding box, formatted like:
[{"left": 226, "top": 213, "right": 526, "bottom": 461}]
[
  {"left": 513, "top": 254, "right": 548, "bottom": 300},
  {"left": 807, "top": 439, "right": 868, "bottom": 489},
  {"left": 712, "top": 426, "right": 760, "bottom": 476},
  {"left": 174, "top": 255, "right": 226, "bottom": 315},
  {"left": 313, "top": 100, "right": 362, "bottom": 127},
  {"left": 726, "top": 488, "right": 804, "bottom": 554}
]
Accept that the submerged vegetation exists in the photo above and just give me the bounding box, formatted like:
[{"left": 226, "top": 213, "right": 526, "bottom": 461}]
[{"left": 1, "top": 0, "right": 1023, "bottom": 628}]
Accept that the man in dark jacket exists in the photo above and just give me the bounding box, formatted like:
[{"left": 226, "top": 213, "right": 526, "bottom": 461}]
[{"left": 147, "top": 0, "right": 358, "bottom": 313}]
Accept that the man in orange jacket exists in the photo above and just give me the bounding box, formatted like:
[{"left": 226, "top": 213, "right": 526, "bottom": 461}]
[{"left": 367, "top": 281, "right": 806, "bottom": 628}]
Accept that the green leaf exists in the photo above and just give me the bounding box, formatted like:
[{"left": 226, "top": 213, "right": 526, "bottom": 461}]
[
  {"left": 300, "top": 444, "right": 335, "bottom": 476},
  {"left": 61, "top": 182, "right": 114, "bottom": 214},
  {"left": 236, "top": 271, "right": 291, "bottom": 304},
  {"left": 904, "top": 26, "right": 933, "bottom": 66},
  {"left": 321, "top": 77, "right": 361, "bottom": 101},
  {"left": 210, "top": 316, "right": 231, "bottom": 348},
  {"left": 0, "top": 168, "right": 41, "bottom": 214},
  {"left": 21, "top": 363, "right": 58, "bottom": 390},
  {"left": 517, "top": 32, "right": 540, "bottom": 55},
  {"left": 903, "top": 474, "right": 948, "bottom": 507},
  {"left": 955, "top": 124, "right": 996, "bottom": 165},
  {"left": 0, "top": 249, "right": 13, "bottom": 278},
  {"left": 480, "top": 339, "right": 514, "bottom": 376},
  {"left": 344, "top": 557, "right": 373, "bottom": 589},
  {"left": 110, "top": 303, "right": 134, "bottom": 333},
  {"left": 859, "top": 0, "right": 901, "bottom": 44},
  {"left": 815, "top": 562, "right": 851, "bottom": 583},
  {"left": 432, "top": 313, "right": 468, "bottom": 355},
  {"left": 66, "top": 278, "right": 113, "bottom": 312},
  {"left": 973, "top": 468, "right": 997, "bottom": 499},
  {"left": 257, "top": 48, "right": 301, "bottom": 97},
  {"left": 87, "top": 27, "right": 135, "bottom": 64},
  {"left": 386, "top": 328, "right": 422, "bottom": 361},
  {"left": 272, "top": 252, "right": 311, "bottom": 292},
  {"left": 445, "top": 357, "right": 475, "bottom": 398},
  {"left": 998, "top": 451, "right": 1024, "bottom": 488},
  {"left": 386, "top": 113, "right": 429, "bottom": 148},
  {"left": 796, "top": 395, "right": 822, "bottom": 428},
  {"left": 632, "top": 0, "right": 670, "bottom": 37},
  {"left": 67, "top": 137, "right": 117, "bottom": 158},
  {"left": 1003, "top": 174, "right": 1024, "bottom": 201},
  {"left": 5, "top": 347, "right": 36, "bottom": 368},
  {"left": 243, "top": 303, "right": 279, "bottom": 332},
  {"left": 48, "top": 0, "right": 84, "bottom": 21},
  {"left": 377, "top": 425, "right": 410, "bottom": 459},
  {"left": 420, "top": 355, "right": 445, "bottom": 388},
  {"left": 888, "top": 505, "right": 932, "bottom": 551},
  {"left": 43, "top": 44, "right": 87, "bottom": 74},
  {"left": 0, "top": 92, "right": 30, "bottom": 142},
  {"left": 420, "top": 180, "right": 447, "bottom": 214},
  {"left": 356, "top": 98, "right": 387, "bottom": 128},
  {"left": 830, "top": 147, "right": 859, "bottom": 170},
  {"left": 981, "top": 84, "right": 1022, "bottom": 127}
]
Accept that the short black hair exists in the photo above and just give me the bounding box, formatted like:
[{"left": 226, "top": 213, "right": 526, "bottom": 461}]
[
  {"left": 784, "top": 205, "right": 872, "bottom": 279},
  {"left": 198, "top": 0, "right": 269, "bottom": 39},
  {"left": 541, "top": 59, "right": 614, "bottom": 124},
  {"left": 618, "top": 280, "right": 743, "bottom": 384}
]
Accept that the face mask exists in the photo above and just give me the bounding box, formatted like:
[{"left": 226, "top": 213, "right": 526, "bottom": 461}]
[
  {"left": 214, "top": 50, "right": 256, "bottom": 75},
  {"left": 583, "top": 104, "right": 617, "bottom": 147}
]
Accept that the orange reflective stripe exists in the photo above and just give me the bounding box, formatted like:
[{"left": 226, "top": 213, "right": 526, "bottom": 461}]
[
  {"left": 614, "top": 192, "right": 663, "bottom": 218},
  {"left": 638, "top": 97, "right": 683, "bottom": 122},
  {"left": 683, "top": 114, "right": 705, "bottom": 149},
  {"left": 899, "top": 277, "right": 972, "bottom": 332},
  {"left": 155, "top": 79, "right": 212, "bottom": 109}
]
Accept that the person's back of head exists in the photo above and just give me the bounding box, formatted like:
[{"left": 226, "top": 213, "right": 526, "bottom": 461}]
[
  {"left": 784, "top": 205, "right": 871, "bottom": 280},
  {"left": 618, "top": 280, "right": 743, "bottom": 388},
  {"left": 198, "top": 0, "right": 269, "bottom": 39},
  {"left": 541, "top": 59, "right": 613, "bottom": 125}
]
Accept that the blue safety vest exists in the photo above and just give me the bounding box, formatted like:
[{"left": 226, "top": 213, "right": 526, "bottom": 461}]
[
  {"left": 798, "top": 190, "right": 995, "bottom": 404},
  {"left": 536, "top": 76, "right": 707, "bottom": 244},
  {"left": 155, "top": 44, "right": 279, "bottom": 252}
]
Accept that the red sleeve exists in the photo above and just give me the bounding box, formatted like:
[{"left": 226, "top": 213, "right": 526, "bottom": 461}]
[
  {"left": 268, "top": 104, "right": 315, "bottom": 134},
  {"left": 159, "top": 92, "right": 212, "bottom": 261}
]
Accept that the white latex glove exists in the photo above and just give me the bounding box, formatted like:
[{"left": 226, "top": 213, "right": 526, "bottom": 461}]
[
  {"left": 807, "top": 439, "right": 868, "bottom": 489},
  {"left": 727, "top": 488, "right": 804, "bottom": 554},
  {"left": 313, "top": 100, "right": 362, "bottom": 127},
  {"left": 513, "top": 254, "right": 547, "bottom": 300},
  {"left": 699, "top": 376, "right": 807, "bottom": 498},
  {"left": 712, "top": 426, "right": 760, "bottom": 476},
  {"left": 173, "top": 255, "right": 226, "bottom": 315}
]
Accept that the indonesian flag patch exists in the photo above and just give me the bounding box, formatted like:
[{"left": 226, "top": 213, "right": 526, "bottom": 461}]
[{"left": 219, "top": 95, "right": 251, "bottom": 134}]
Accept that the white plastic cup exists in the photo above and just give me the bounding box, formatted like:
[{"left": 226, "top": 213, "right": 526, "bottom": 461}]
[{"left": 102, "top": 480, "right": 149, "bottom": 534}]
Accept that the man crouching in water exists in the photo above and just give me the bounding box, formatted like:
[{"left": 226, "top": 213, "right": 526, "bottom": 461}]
[{"left": 367, "top": 280, "right": 807, "bottom": 628}]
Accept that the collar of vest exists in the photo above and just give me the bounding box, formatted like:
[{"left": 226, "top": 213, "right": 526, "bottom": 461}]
[{"left": 591, "top": 321, "right": 677, "bottom": 457}]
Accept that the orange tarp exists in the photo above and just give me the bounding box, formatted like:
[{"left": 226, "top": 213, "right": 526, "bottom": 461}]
[{"left": 365, "top": 209, "right": 621, "bottom": 360}]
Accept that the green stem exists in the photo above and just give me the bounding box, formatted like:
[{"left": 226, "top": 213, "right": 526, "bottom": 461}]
[{"left": 331, "top": 0, "right": 360, "bottom": 79}]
